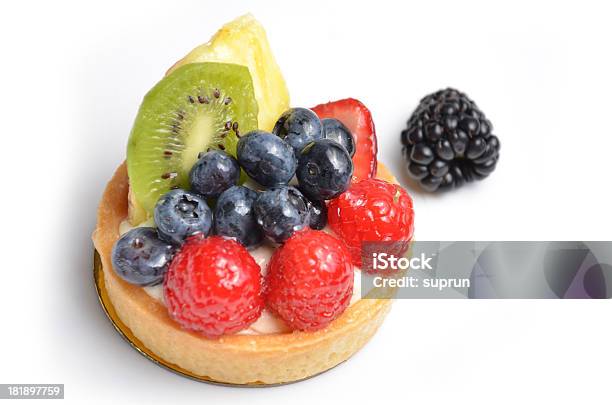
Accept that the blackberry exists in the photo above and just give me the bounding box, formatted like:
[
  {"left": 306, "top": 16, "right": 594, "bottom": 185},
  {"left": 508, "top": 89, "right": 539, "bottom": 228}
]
[{"left": 401, "top": 88, "right": 501, "bottom": 192}]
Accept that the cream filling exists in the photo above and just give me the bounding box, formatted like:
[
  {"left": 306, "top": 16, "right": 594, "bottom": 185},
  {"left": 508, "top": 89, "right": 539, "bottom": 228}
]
[{"left": 119, "top": 219, "right": 364, "bottom": 335}]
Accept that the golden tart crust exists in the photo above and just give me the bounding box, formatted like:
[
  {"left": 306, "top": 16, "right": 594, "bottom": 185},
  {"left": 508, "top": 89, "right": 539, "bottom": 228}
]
[{"left": 92, "top": 162, "right": 397, "bottom": 385}]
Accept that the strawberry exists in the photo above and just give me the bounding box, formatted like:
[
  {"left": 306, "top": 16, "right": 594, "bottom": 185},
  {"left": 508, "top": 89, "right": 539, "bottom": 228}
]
[
  {"left": 328, "top": 178, "right": 415, "bottom": 267},
  {"left": 265, "top": 230, "right": 354, "bottom": 331},
  {"left": 163, "top": 236, "right": 264, "bottom": 338},
  {"left": 311, "top": 98, "right": 377, "bottom": 182}
]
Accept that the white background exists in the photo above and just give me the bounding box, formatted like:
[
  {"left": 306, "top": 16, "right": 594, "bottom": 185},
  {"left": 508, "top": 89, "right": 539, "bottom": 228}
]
[{"left": 1, "top": 0, "right": 611, "bottom": 404}]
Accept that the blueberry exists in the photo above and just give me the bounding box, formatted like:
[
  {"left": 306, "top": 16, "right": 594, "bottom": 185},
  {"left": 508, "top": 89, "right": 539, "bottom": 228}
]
[
  {"left": 321, "top": 118, "right": 355, "bottom": 157},
  {"left": 272, "top": 108, "right": 323, "bottom": 156},
  {"left": 111, "top": 227, "right": 175, "bottom": 286},
  {"left": 154, "top": 189, "right": 212, "bottom": 245},
  {"left": 307, "top": 198, "right": 327, "bottom": 230},
  {"left": 214, "top": 186, "right": 263, "bottom": 249},
  {"left": 296, "top": 139, "right": 353, "bottom": 200},
  {"left": 254, "top": 186, "right": 310, "bottom": 243},
  {"left": 237, "top": 130, "right": 297, "bottom": 187},
  {"left": 189, "top": 150, "right": 240, "bottom": 198}
]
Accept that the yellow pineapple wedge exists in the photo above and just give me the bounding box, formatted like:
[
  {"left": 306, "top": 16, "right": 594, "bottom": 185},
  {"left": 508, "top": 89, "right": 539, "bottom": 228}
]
[{"left": 167, "top": 13, "right": 290, "bottom": 132}]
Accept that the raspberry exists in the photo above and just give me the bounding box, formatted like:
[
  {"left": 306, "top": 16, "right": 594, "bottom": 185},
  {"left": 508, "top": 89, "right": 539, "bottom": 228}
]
[
  {"left": 163, "top": 236, "right": 264, "bottom": 338},
  {"left": 265, "top": 230, "right": 354, "bottom": 331},
  {"left": 328, "top": 179, "right": 414, "bottom": 267}
]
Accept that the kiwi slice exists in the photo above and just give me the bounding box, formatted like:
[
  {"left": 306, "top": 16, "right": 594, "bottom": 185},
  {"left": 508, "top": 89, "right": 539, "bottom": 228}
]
[{"left": 127, "top": 62, "right": 259, "bottom": 220}]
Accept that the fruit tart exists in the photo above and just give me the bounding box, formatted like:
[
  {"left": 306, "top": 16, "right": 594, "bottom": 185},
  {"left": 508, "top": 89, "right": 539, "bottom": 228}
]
[{"left": 92, "top": 14, "right": 415, "bottom": 385}]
